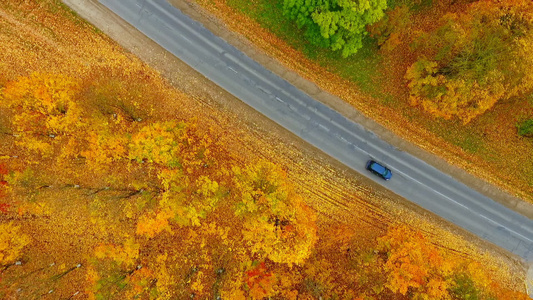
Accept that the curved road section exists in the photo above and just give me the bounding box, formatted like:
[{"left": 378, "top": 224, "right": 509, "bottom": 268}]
[{"left": 98, "top": 0, "right": 533, "bottom": 261}]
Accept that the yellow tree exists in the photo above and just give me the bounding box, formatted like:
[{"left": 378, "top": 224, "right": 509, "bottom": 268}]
[
  {"left": 128, "top": 121, "right": 186, "bottom": 168},
  {"left": 81, "top": 128, "right": 129, "bottom": 174},
  {"left": 128, "top": 120, "right": 222, "bottom": 174},
  {"left": 1, "top": 73, "right": 85, "bottom": 156},
  {"left": 88, "top": 236, "right": 156, "bottom": 300},
  {"left": 377, "top": 225, "right": 453, "bottom": 299},
  {"left": 135, "top": 168, "right": 225, "bottom": 236},
  {"left": 132, "top": 122, "right": 227, "bottom": 235},
  {"left": 0, "top": 222, "right": 30, "bottom": 267},
  {"left": 233, "top": 161, "right": 317, "bottom": 266}
]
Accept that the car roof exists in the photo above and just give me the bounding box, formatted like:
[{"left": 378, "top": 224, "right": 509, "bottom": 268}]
[{"left": 370, "top": 161, "right": 387, "bottom": 174}]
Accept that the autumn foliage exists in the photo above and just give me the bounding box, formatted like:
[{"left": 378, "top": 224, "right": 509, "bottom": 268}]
[
  {"left": 378, "top": 225, "right": 452, "bottom": 298},
  {"left": 0, "top": 1, "right": 528, "bottom": 299},
  {"left": 2, "top": 73, "right": 84, "bottom": 156},
  {"left": 245, "top": 262, "right": 277, "bottom": 299},
  {"left": 0, "top": 222, "right": 30, "bottom": 267},
  {"left": 234, "top": 162, "right": 318, "bottom": 266},
  {"left": 0, "top": 164, "right": 8, "bottom": 203},
  {"left": 405, "top": 0, "right": 533, "bottom": 123},
  {"left": 0, "top": 69, "right": 523, "bottom": 298}
]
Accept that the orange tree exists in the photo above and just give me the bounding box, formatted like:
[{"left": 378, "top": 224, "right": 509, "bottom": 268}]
[
  {"left": 377, "top": 225, "right": 453, "bottom": 299},
  {"left": 377, "top": 225, "right": 529, "bottom": 299}
]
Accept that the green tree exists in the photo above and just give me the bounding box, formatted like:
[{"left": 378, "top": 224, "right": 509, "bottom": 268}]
[
  {"left": 449, "top": 272, "right": 485, "bottom": 300},
  {"left": 283, "top": 0, "right": 388, "bottom": 57}
]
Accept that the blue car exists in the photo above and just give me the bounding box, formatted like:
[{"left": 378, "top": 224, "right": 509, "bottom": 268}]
[{"left": 366, "top": 160, "right": 392, "bottom": 180}]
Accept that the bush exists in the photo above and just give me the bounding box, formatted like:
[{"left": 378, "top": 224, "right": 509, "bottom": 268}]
[{"left": 518, "top": 119, "right": 533, "bottom": 137}]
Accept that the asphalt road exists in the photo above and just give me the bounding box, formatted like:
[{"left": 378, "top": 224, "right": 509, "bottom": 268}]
[{"left": 96, "top": 0, "right": 533, "bottom": 261}]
